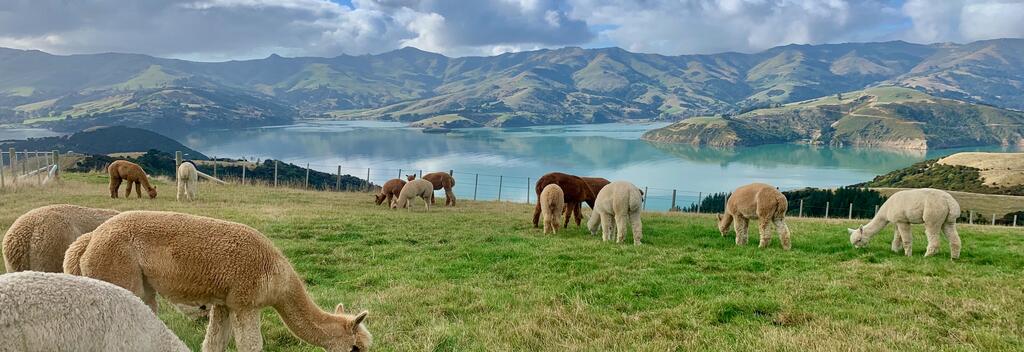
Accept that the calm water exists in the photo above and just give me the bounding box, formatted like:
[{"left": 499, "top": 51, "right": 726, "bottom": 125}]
[{"left": 175, "top": 121, "right": 1016, "bottom": 209}]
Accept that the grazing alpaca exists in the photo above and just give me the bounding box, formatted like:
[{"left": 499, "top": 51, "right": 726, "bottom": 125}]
[
  {"left": 176, "top": 160, "right": 199, "bottom": 202},
  {"left": 375, "top": 178, "right": 407, "bottom": 206},
  {"left": 108, "top": 160, "right": 157, "bottom": 199},
  {"left": 540, "top": 184, "right": 565, "bottom": 235},
  {"left": 587, "top": 181, "right": 644, "bottom": 245},
  {"left": 717, "top": 183, "right": 791, "bottom": 250},
  {"left": 3, "top": 204, "right": 119, "bottom": 273},
  {"left": 532, "top": 172, "right": 597, "bottom": 228},
  {"left": 566, "top": 176, "right": 611, "bottom": 225},
  {"left": 392, "top": 179, "right": 433, "bottom": 210},
  {"left": 422, "top": 172, "right": 457, "bottom": 206},
  {"left": 0, "top": 271, "right": 189, "bottom": 352},
  {"left": 849, "top": 188, "right": 961, "bottom": 259},
  {"left": 63, "top": 211, "right": 372, "bottom": 352}
]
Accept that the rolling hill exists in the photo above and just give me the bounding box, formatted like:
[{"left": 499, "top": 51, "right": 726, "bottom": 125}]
[
  {"left": 0, "top": 126, "right": 208, "bottom": 158},
  {"left": 641, "top": 86, "right": 1024, "bottom": 149},
  {"left": 1, "top": 39, "right": 1024, "bottom": 132}
]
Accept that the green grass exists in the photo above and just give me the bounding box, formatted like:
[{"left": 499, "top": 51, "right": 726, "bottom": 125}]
[{"left": 3, "top": 173, "right": 1024, "bottom": 351}]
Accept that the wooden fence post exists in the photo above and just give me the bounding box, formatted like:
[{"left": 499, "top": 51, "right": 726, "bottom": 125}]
[
  {"left": 643, "top": 187, "right": 648, "bottom": 210},
  {"left": 336, "top": 165, "right": 341, "bottom": 191},
  {"left": 526, "top": 177, "right": 531, "bottom": 204},
  {"left": 274, "top": 160, "right": 279, "bottom": 187},
  {"left": 1, "top": 151, "right": 6, "bottom": 189},
  {"left": 419, "top": 170, "right": 423, "bottom": 178},
  {"left": 697, "top": 192, "right": 703, "bottom": 213},
  {"left": 213, "top": 156, "right": 218, "bottom": 179},
  {"left": 799, "top": 199, "right": 804, "bottom": 217},
  {"left": 20, "top": 150, "right": 26, "bottom": 176},
  {"left": 9, "top": 148, "right": 16, "bottom": 188},
  {"left": 398, "top": 168, "right": 402, "bottom": 179},
  {"left": 671, "top": 189, "right": 677, "bottom": 211},
  {"left": 175, "top": 151, "right": 182, "bottom": 169},
  {"left": 473, "top": 173, "right": 479, "bottom": 200},
  {"left": 35, "top": 151, "right": 42, "bottom": 186},
  {"left": 825, "top": 202, "right": 830, "bottom": 219},
  {"left": 366, "top": 168, "right": 371, "bottom": 192},
  {"left": 969, "top": 211, "right": 974, "bottom": 224},
  {"left": 449, "top": 169, "right": 453, "bottom": 176},
  {"left": 497, "top": 176, "right": 503, "bottom": 201},
  {"left": 241, "top": 165, "right": 246, "bottom": 185},
  {"left": 875, "top": 204, "right": 879, "bottom": 216},
  {"left": 304, "top": 163, "right": 310, "bottom": 189},
  {"left": 992, "top": 214, "right": 997, "bottom": 226},
  {"left": 848, "top": 203, "right": 853, "bottom": 219},
  {"left": 1014, "top": 215, "right": 1018, "bottom": 227}
]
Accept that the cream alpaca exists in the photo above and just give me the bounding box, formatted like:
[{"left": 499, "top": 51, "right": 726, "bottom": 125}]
[
  {"left": 3, "top": 204, "right": 119, "bottom": 273},
  {"left": 849, "top": 188, "right": 961, "bottom": 259},
  {"left": 176, "top": 161, "right": 199, "bottom": 201},
  {"left": 717, "top": 183, "right": 791, "bottom": 250},
  {"left": 392, "top": 178, "right": 433, "bottom": 210},
  {"left": 587, "top": 181, "right": 644, "bottom": 245},
  {"left": 540, "top": 184, "right": 565, "bottom": 235},
  {"left": 0, "top": 271, "right": 188, "bottom": 352},
  {"left": 63, "top": 211, "right": 372, "bottom": 352}
]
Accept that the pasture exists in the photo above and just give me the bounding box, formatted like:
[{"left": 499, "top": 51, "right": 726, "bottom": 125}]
[{"left": 3, "top": 173, "right": 1024, "bottom": 351}]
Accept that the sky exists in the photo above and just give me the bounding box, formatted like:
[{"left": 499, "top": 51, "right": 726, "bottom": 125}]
[{"left": 0, "top": 0, "right": 1022, "bottom": 61}]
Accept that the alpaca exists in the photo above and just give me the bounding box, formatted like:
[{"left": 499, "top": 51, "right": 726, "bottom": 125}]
[
  {"left": 62, "top": 211, "right": 372, "bottom": 352},
  {"left": 0, "top": 271, "right": 189, "bottom": 352},
  {"left": 422, "top": 172, "right": 457, "bottom": 206},
  {"left": 567, "top": 176, "right": 611, "bottom": 225},
  {"left": 375, "top": 178, "right": 407, "bottom": 206},
  {"left": 848, "top": 188, "right": 961, "bottom": 259},
  {"left": 3, "top": 204, "right": 119, "bottom": 273},
  {"left": 540, "top": 184, "right": 565, "bottom": 235},
  {"left": 176, "top": 160, "right": 199, "bottom": 202},
  {"left": 586, "top": 181, "right": 644, "bottom": 245},
  {"left": 532, "top": 172, "right": 597, "bottom": 228},
  {"left": 392, "top": 178, "right": 433, "bottom": 210},
  {"left": 108, "top": 160, "right": 157, "bottom": 199},
  {"left": 716, "top": 183, "right": 791, "bottom": 250}
]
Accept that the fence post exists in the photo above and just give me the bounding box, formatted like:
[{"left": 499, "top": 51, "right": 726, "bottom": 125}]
[
  {"left": 697, "top": 192, "right": 702, "bottom": 213},
  {"left": 969, "top": 211, "right": 974, "bottom": 224},
  {"left": 398, "top": 168, "right": 402, "bottom": 179},
  {"left": 52, "top": 150, "right": 59, "bottom": 179},
  {"left": 336, "top": 165, "right": 341, "bottom": 191},
  {"left": 992, "top": 214, "right": 996, "bottom": 226},
  {"left": 527, "top": 177, "right": 531, "bottom": 204},
  {"left": 241, "top": 164, "right": 246, "bottom": 185},
  {"left": 848, "top": 203, "right": 853, "bottom": 219},
  {"left": 35, "top": 151, "right": 42, "bottom": 186},
  {"left": 213, "top": 156, "right": 218, "bottom": 179},
  {"left": 875, "top": 204, "right": 879, "bottom": 216},
  {"left": 366, "top": 168, "right": 371, "bottom": 192},
  {"left": 643, "top": 187, "right": 648, "bottom": 210},
  {"left": 175, "top": 151, "right": 182, "bottom": 169},
  {"left": 799, "top": 199, "right": 804, "bottom": 217},
  {"left": 304, "top": 163, "right": 310, "bottom": 189},
  {"left": 497, "top": 176, "right": 503, "bottom": 201},
  {"left": 671, "top": 189, "right": 677, "bottom": 211},
  {"left": 825, "top": 202, "right": 830, "bottom": 219},
  {"left": 1014, "top": 215, "right": 1018, "bottom": 227},
  {"left": 274, "top": 160, "right": 279, "bottom": 187},
  {"left": 9, "top": 148, "right": 16, "bottom": 186},
  {"left": 473, "top": 173, "right": 479, "bottom": 200},
  {"left": 0, "top": 151, "right": 5, "bottom": 189},
  {"left": 419, "top": 170, "right": 423, "bottom": 178}
]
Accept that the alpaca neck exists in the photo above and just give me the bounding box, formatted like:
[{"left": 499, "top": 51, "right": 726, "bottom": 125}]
[
  {"left": 273, "top": 278, "right": 336, "bottom": 347},
  {"left": 138, "top": 176, "right": 154, "bottom": 190},
  {"left": 861, "top": 213, "right": 889, "bottom": 239}
]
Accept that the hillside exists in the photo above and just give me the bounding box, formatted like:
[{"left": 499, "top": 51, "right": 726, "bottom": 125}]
[
  {"left": 2, "top": 39, "right": 1024, "bottom": 130},
  {"left": 2, "top": 174, "right": 1023, "bottom": 350},
  {"left": 862, "top": 152, "right": 1024, "bottom": 195},
  {"left": 641, "top": 87, "right": 1024, "bottom": 149},
  {"left": 0, "top": 126, "right": 208, "bottom": 158}
]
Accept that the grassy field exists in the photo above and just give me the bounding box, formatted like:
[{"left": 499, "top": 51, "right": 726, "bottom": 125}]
[{"left": 3, "top": 173, "right": 1024, "bottom": 351}]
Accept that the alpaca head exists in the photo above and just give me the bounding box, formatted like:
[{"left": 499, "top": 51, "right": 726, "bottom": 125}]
[
  {"left": 390, "top": 199, "right": 400, "bottom": 209},
  {"left": 374, "top": 194, "right": 386, "bottom": 205},
  {"left": 406, "top": 174, "right": 416, "bottom": 181},
  {"left": 321, "top": 304, "right": 373, "bottom": 352},
  {"left": 848, "top": 226, "right": 869, "bottom": 248},
  {"left": 146, "top": 186, "right": 158, "bottom": 199},
  {"left": 716, "top": 214, "right": 731, "bottom": 236}
]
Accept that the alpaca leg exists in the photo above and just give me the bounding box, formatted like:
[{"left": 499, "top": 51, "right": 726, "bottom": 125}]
[
  {"left": 230, "top": 309, "right": 263, "bottom": 352},
  {"left": 109, "top": 177, "right": 122, "bottom": 198},
  {"left": 574, "top": 203, "right": 583, "bottom": 227},
  {"left": 430, "top": 192, "right": 436, "bottom": 205},
  {"left": 177, "top": 179, "right": 185, "bottom": 202},
  {"left": 445, "top": 187, "right": 456, "bottom": 206},
  {"left": 189, "top": 182, "right": 197, "bottom": 201},
  {"left": 891, "top": 228, "right": 903, "bottom": 253},
  {"left": 202, "top": 305, "right": 233, "bottom": 352},
  {"left": 141, "top": 277, "right": 159, "bottom": 313},
  {"left": 543, "top": 217, "right": 551, "bottom": 235},
  {"left": 600, "top": 212, "right": 614, "bottom": 241},
  {"left": 757, "top": 218, "right": 772, "bottom": 249},
  {"left": 923, "top": 222, "right": 942, "bottom": 257},
  {"left": 532, "top": 202, "right": 542, "bottom": 228},
  {"left": 135, "top": 181, "right": 143, "bottom": 198},
  {"left": 630, "top": 210, "right": 643, "bottom": 245},
  {"left": 896, "top": 222, "right": 913, "bottom": 256},
  {"left": 386, "top": 194, "right": 394, "bottom": 207},
  {"left": 734, "top": 216, "right": 749, "bottom": 246},
  {"left": 125, "top": 180, "right": 133, "bottom": 198},
  {"left": 775, "top": 219, "right": 791, "bottom": 250},
  {"left": 563, "top": 204, "right": 573, "bottom": 228},
  {"left": 943, "top": 222, "right": 961, "bottom": 260},
  {"left": 615, "top": 214, "right": 629, "bottom": 244},
  {"left": 423, "top": 195, "right": 430, "bottom": 210}
]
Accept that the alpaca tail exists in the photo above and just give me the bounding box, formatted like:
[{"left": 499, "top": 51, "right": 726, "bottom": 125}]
[
  {"left": 63, "top": 232, "right": 92, "bottom": 275},
  {"left": 2, "top": 226, "right": 33, "bottom": 272}
]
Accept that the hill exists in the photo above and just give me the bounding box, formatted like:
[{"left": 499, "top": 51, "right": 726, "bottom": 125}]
[
  {"left": 2, "top": 174, "right": 1023, "bottom": 350},
  {"left": 2, "top": 39, "right": 1024, "bottom": 130},
  {"left": 0, "top": 126, "right": 208, "bottom": 158},
  {"left": 861, "top": 152, "right": 1024, "bottom": 195},
  {"left": 641, "top": 87, "right": 1024, "bottom": 149}
]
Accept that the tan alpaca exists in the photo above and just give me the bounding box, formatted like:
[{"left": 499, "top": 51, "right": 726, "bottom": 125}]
[
  {"left": 717, "top": 183, "right": 791, "bottom": 250},
  {"left": 176, "top": 161, "right": 199, "bottom": 201},
  {"left": 3, "top": 204, "right": 119, "bottom": 273},
  {"left": 392, "top": 178, "right": 433, "bottom": 210},
  {"left": 108, "top": 160, "right": 157, "bottom": 199},
  {"left": 375, "top": 178, "right": 406, "bottom": 206},
  {"left": 62, "top": 211, "right": 372, "bottom": 352},
  {"left": 849, "top": 188, "right": 961, "bottom": 259},
  {"left": 540, "top": 184, "right": 565, "bottom": 235},
  {"left": 587, "top": 181, "right": 645, "bottom": 245}
]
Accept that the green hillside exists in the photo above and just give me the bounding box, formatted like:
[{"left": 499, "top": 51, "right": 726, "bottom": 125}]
[{"left": 642, "top": 86, "right": 1024, "bottom": 149}]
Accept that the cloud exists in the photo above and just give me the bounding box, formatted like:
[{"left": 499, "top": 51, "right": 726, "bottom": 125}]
[{"left": 902, "top": 0, "right": 1024, "bottom": 43}]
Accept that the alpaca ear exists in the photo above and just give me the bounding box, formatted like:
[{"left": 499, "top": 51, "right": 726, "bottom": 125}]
[
  {"left": 847, "top": 228, "right": 856, "bottom": 234},
  {"left": 335, "top": 303, "right": 345, "bottom": 314},
  {"left": 717, "top": 214, "right": 722, "bottom": 221},
  {"left": 353, "top": 311, "right": 368, "bottom": 326}
]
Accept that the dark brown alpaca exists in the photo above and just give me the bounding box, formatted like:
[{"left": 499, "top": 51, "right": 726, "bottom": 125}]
[
  {"left": 107, "top": 160, "right": 157, "bottom": 199},
  {"left": 532, "top": 172, "right": 597, "bottom": 228},
  {"left": 567, "top": 176, "right": 611, "bottom": 223},
  {"left": 422, "top": 172, "right": 457, "bottom": 206},
  {"left": 375, "top": 178, "right": 407, "bottom": 206}
]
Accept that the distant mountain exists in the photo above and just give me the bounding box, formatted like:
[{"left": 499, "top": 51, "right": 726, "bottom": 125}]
[
  {"left": 641, "top": 86, "right": 1024, "bottom": 149},
  {"left": 1, "top": 39, "right": 1023, "bottom": 131},
  {"left": 0, "top": 125, "right": 208, "bottom": 158}
]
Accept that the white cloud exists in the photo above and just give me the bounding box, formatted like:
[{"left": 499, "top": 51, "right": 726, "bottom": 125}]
[{"left": 902, "top": 0, "right": 1024, "bottom": 43}]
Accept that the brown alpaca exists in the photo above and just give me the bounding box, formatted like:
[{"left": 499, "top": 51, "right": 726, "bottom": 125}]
[
  {"left": 3, "top": 204, "right": 119, "bottom": 273},
  {"left": 532, "top": 172, "right": 597, "bottom": 228},
  {"left": 422, "top": 172, "right": 457, "bottom": 206},
  {"left": 108, "top": 160, "right": 157, "bottom": 199},
  {"left": 567, "top": 176, "right": 611, "bottom": 225},
  {"left": 540, "top": 184, "right": 565, "bottom": 235},
  {"left": 717, "top": 183, "right": 791, "bottom": 250},
  {"left": 375, "top": 178, "right": 406, "bottom": 206},
  {"left": 62, "top": 211, "right": 372, "bottom": 352}
]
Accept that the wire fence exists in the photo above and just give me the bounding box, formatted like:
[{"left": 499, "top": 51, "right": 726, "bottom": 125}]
[{"left": 0, "top": 149, "right": 60, "bottom": 190}]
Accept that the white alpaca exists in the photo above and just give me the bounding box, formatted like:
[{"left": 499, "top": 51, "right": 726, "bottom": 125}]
[
  {"left": 176, "top": 161, "right": 199, "bottom": 202},
  {"left": 587, "top": 181, "right": 644, "bottom": 245},
  {"left": 392, "top": 179, "right": 433, "bottom": 210},
  {"left": 0, "top": 271, "right": 188, "bottom": 352},
  {"left": 849, "top": 188, "right": 962, "bottom": 259}
]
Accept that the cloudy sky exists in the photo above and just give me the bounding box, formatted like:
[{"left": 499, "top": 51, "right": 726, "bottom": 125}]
[{"left": 0, "top": 0, "right": 1022, "bottom": 61}]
